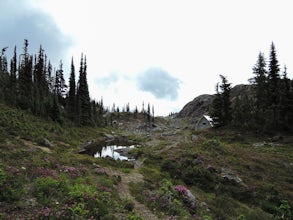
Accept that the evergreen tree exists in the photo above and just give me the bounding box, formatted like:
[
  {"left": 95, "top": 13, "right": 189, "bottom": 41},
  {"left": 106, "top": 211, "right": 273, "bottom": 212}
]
[
  {"left": 76, "top": 54, "right": 91, "bottom": 126},
  {"left": 47, "top": 61, "right": 54, "bottom": 93},
  {"left": 268, "top": 42, "right": 280, "bottom": 105},
  {"left": 210, "top": 75, "right": 232, "bottom": 127},
  {"left": 54, "top": 60, "right": 67, "bottom": 106},
  {"left": 252, "top": 52, "right": 267, "bottom": 110},
  {"left": 112, "top": 103, "right": 116, "bottom": 112},
  {"left": 0, "top": 46, "right": 8, "bottom": 73},
  {"left": 219, "top": 75, "right": 232, "bottom": 125},
  {"left": 209, "top": 83, "right": 223, "bottom": 127},
  {"left": 267, "top": 42, "right": 281, "bottom": 129},
  {"left": 134, "top": 106, "right": 138, "bottom": 118},
  {"left": 8, "top": 46, "right": 17, "bottom": 105},
  {"left": 231, "top": 95, "right": 254, "bottom": 129},
  {"left": 33, "top": 46, "right": 48, "bottom": 116},
  {"left": 126, "top": 102, "right": 130, "bottom": 113},
  {"left": 147, "top": 103, "right": 151, "bottom": 123},
  {"left": 0, "top": 46, "right": 9, "bottom": 102},
  {"left": 50, "top": 94, "right": 62, "bottom": 123},
  {"left": 18, "top": 39, "right": 33, "bottom": 110},
  {"left": 278, "top": 66, "right": 293, "bottom": 131},
  {"left": 67, "top": 57, "right": 76, "bottom": 121},
  {"left": 251, "top": 52, "right": 268, "bottom": 129}
]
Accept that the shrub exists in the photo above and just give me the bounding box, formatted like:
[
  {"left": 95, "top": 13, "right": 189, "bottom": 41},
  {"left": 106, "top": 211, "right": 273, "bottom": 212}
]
[
  {"left": 274, "top": 200, "right": 292, "bottom": 220},
  {"left": 123, "top": 198, "right": 135, "bottom": 212},
  {"left": 33, "top": 177, "right": 69, "bottom": 205},
  {"left": 0, "top": 167, "right": 24, "bottom": 202}
]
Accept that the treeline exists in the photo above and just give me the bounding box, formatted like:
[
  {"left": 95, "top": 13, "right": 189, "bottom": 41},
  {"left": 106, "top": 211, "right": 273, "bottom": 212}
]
[
  {"left": 107, "top": 101, "right": 155, "bottom": 125},
  {"left": 210, "top": 42, "right": 293, "bottom": 133},
  {"left": 0, "top": 40, "right": 156, "bottom": 127},
  {"left": 0, "top": 40, "right": 104, "bottom": 126}
]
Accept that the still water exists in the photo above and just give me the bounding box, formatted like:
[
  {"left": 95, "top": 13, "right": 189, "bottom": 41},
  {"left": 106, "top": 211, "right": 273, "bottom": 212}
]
[{"left": 94, "top": 145, "right": 135, "bottom": 161}]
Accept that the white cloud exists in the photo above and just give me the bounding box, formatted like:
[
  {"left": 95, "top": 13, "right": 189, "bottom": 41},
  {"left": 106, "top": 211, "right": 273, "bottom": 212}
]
[
  {"left": 4, "top": 0, "right": 293, "bottom": 116},
  {"left": 137, "top": 67, "right": 181, "bottom": 101},
  {"left": 0, "top": 0, "right": 73, "bottom": 67}
]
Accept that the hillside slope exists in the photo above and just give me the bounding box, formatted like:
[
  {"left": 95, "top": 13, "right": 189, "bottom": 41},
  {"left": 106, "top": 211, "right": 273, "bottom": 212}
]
[{"left": 0, "top": 104, "right": 292, "bottom": 219}]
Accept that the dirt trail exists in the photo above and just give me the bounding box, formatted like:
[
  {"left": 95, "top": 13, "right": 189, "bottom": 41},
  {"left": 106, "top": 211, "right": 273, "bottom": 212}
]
[{"left": 105, "top": 167, "right": 159, "bottom": 220}]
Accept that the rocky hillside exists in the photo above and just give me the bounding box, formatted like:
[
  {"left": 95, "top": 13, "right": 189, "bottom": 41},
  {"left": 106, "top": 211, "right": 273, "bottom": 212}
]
[
  {"left": 177, "top": 84, "right": 254, "bottom": 118},
  {"left": 0, "top": 103, "right": 292, "bottom": 219}
]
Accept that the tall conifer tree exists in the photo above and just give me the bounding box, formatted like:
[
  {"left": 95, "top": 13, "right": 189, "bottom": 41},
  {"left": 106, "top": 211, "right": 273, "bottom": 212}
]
[
  {"left": 54, "top": 60, "right": 67, "bottom": 106},
  {"left": 76, "top": 54, "right": 91, "bottom": 125},
  {"left": 8, "top": 46, "right": 17, "bottom": 105},
  {"left": 268, "top": 42, "right": 280, "bottom": 106},
  {"left": 67, "top": 57, "right": 76, "bottom": 121},
  {"left": 18, "top": 39, "right": 33, "bottom": 109},
  {"left": 253, "top": 52, "right": 267, "bottom": 110},
  {"left": 267, "top": 42, "right": 281, "bottom": 128}
]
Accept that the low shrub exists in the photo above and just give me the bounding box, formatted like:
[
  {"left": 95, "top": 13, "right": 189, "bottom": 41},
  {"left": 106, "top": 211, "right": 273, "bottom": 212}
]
[
  {"left": 33, "top": 176, "right": 69, "bottom": 205},
  {"left": 0, "top": 166, "right": 24, "bottom": 202}
]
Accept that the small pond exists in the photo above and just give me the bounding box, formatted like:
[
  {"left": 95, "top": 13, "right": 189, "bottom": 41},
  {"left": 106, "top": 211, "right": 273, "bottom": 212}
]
[
  {"left": 79, "top": 139, "right": 138, "bottom": 161},
  {"left": 94, "top": 145, "right": 136, "bottom": 161}
]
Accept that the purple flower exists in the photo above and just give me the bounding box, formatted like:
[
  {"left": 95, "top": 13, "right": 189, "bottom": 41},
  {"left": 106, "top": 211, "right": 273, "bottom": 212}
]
[
  {"left": 33, "top": 167, "right": 57, "bottom": 178},
  {"left": 174, "top": 185, "right": 189, "bottom": 196}
]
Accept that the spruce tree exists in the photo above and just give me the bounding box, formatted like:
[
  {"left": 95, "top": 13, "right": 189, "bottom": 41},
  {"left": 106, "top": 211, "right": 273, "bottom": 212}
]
[
  {"left": 210, "top": 75, "right": 232, "bottom": 127},
  {"left": 76, "top": 54, "right": 91, "bottom": 126},
  {"left": 54, "top": 60, "right": 67, "bottom": 106},
  {"left": 267, "top": 42, "right": 281, "bottom": 129},
  {"left": 0, "top": 46, "right": 9, "bottom": 102},
  {"left": 67, "top": 57, "right": 76, "bottom": 121},
  {"left": 253, "top": 52, "right": 267, "bottom": 110},
  {"left": 50, "top": 93, "right": 62, "bottom": 123},
  {"left": 268, "top": 42, "right": 280, "bottom": 105},
  {"left": 231, "top": 95, "right": 254, "bottom": 129},
  {"left": 33, "top": 46, "right": 48, "bottom": 116},
  {"left": 8, "top": 46, "right": 17, "bottom": 105},
  {"left": 147, "top": 103, "right": 151, "bottom": 123},
  {"left": 278, "top": 66, "right": 293, "bottom": 131},
  {"left": 219, "top": 75, "right": 232, "bottom": 125},
  {"left": 47, "top": 61, "right": 54, "bottom": 93},
  {"left": 18, "top": 39, "right": 33, "bottom": 110},
  {"left": 209, "top": 83, "right": 223, "bottom": 127}
]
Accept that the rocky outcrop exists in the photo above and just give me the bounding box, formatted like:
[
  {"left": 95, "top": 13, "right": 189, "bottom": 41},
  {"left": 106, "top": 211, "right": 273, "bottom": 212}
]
[
  {"left": 177, "top": 94, "right": 214, "bottom": 118},
  {"left": 230, "top": 84, "right": 255, "bottom": 101},
  {"left": 177, "top": 84, "right": 254, "bottom": 118}
]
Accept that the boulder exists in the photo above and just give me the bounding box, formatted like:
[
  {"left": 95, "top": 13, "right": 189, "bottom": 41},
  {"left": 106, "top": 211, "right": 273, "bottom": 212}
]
[
  {"left": 221, "top": 168, "right": 243, "bottom": 184},
  {"left": 177, "top": 94, "right": 214, "bottom": 118},
  {"left": 41, "top": 138, "right": 54, "bottom": 148}
]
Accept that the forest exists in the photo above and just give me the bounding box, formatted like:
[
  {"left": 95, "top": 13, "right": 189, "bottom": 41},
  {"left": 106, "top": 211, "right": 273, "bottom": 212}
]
[
  {"left": 0, "top": 40, "right": 155, "bottom": 127},
  {"left": 210, "top": 42, "right": 293, "bottom": 133},
  {"left": 1, "top": 40, "right": 292, "bottom": 133},
  {"left": 1, "top": 40, "right": 293, "bottom": 219}
]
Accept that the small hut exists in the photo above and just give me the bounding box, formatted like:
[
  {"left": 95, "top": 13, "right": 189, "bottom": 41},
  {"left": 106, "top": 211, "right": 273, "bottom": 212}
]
[{"left": 196, "top": 115, "right": 213, "bottom": 130}]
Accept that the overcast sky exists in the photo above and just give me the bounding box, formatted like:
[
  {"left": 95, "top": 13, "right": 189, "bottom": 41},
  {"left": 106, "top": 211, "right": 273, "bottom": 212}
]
[{"left": 1, "top": 0, "right": 293, "bottom": 116}]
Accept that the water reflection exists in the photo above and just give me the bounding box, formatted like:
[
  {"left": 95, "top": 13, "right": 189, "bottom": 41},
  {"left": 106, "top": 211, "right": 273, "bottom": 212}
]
[{"left": 94, "top": 145, "right": 135, "bottom": 161}]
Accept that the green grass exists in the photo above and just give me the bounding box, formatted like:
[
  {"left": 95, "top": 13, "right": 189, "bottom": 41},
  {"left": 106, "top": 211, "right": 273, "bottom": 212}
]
[
  {"left": 0, "top": 103, "right": 292, "bottom": 219},
  {"left": 129, "top": 127, "right": 293, "bottom": 219},
  {"left": 0, "top": 104, "right": 135, "bottom": 219}
]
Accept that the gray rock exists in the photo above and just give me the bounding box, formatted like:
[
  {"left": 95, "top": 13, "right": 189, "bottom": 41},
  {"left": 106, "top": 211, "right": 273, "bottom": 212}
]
[
  {"left": 42, "top": 138, "right": 54, "bottom": 148},
  {"left": 191, "top": 134, "right": 199, "bottom": 141},
  {"left": 177, "top": 94, "right": 214, "bottom": 118},
  {"left": 177, "top": 84, "right": 254, "bottom": 119},
  {"left": 104, "top": 133, "right": 115, "bottom": 140},
  {"left": 79, "top": 140, "right": 97, "bottom": 152},
  {"left": 221, "top": 168, "right": 243, "bottom": 184}
]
